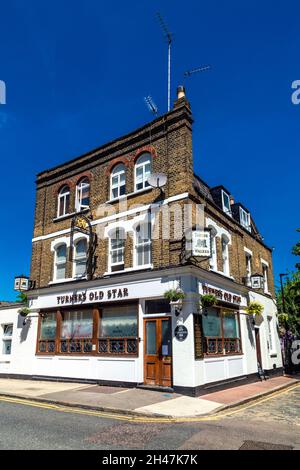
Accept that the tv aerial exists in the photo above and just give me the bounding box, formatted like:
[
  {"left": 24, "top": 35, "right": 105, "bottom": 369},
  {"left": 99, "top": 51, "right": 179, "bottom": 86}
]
[
  {"left": 144, "top": 95, "right": 158, "bottom": 116},
  {"left": 183, "top": 65, "right": 211, "bottom": 84},
  {"left": 156, "top": 12, "right": 173, "bottom": 112}
]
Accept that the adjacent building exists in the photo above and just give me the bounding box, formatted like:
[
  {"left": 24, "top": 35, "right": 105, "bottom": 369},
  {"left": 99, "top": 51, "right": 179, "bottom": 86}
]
[{"left": 0, "top": 87, "right": 282, "bottom": 395}]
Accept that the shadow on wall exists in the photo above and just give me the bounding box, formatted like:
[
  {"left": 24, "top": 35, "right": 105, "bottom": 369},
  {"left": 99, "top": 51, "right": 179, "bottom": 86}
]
[
  {"left": 18, "top": 316, "right": 31, "bottom": 343},
  {"left": 246, "top": 315, "right": 255, "bottom": 348}
]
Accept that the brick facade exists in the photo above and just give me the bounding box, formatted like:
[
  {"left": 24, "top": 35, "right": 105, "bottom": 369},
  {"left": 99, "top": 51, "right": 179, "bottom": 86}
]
[{"left": 30, "top": 92, "right": 275, "bottom": 299}]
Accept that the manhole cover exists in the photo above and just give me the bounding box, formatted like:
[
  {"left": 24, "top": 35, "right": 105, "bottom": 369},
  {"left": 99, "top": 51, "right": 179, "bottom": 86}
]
[{"left": 239, "top": 440, "right": 293, "bottom": 450}]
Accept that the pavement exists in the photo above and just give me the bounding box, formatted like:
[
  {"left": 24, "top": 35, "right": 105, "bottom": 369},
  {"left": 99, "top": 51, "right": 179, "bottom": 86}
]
[{"left": 0, "top": 375, "right": 298, "bottom": 419}]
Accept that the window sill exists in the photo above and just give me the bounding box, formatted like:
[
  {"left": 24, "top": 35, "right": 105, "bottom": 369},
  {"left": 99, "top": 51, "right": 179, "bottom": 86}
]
[
  {"left": 53, "top": 208, "right": 90, "bottom": 223},
  {"left": 106, "top": 186, "right": 153, "bottom": 204},
  {"left": 49, "top": 276, "right": 87, "bottom": 285},
  {"left": 104, "top": 264, "right": 153, "bottom": 276}
]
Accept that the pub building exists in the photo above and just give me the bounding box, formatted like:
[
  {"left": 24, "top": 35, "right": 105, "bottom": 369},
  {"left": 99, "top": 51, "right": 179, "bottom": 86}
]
[{"left": 1, "top": 87, "right": 282, "bottom": 396}]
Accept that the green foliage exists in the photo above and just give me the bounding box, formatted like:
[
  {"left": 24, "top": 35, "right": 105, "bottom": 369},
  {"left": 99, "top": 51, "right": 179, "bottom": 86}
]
[
  {"left": 276, "top": 271, "right": 300, "bottom": 334},
  {"left": 18, "top": 307, "right": 31, "bottom": 317},
  {"left": 245, "top": 301, "right": 264, "bottom": 316},
  {"left": 200, "top": 294, "right": 218, "bottom": 308},
  {"left": 16, "top": 292, "right": 28, "bottom": 305},
  {"left": 164, "top": 289, "right": 185, "bottom": 302}
]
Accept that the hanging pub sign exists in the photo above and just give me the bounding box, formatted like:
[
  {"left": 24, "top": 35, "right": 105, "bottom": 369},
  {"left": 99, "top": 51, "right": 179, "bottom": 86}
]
[
  {"left": 250, "top": 273, "right": 264, "bottom": 290},
  {"left": 183, "top": 227, "right": 212, "bottom": 263},
  {"left": 192, "top": 230, "right": 211, "bottom": 257}
]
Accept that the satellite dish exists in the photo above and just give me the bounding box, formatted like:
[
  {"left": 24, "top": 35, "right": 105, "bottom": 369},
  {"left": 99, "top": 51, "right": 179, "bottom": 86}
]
[{"left": 147, "top": 173, "right": 167, "bottom": 189}]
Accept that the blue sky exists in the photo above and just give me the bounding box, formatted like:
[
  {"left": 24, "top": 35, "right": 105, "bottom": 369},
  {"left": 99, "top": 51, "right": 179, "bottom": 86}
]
[{"left": 0, "top": 0, "right": 299, "bottom": 300}]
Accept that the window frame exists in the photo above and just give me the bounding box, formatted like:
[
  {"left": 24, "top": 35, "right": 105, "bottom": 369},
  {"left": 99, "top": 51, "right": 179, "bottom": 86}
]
[
  {"left": 134, "top": 222, "right": 152, "bottom": 268},
  {"left": 2, "top": 323, "right": 13, "bottom": 356},
  {"left": 36, "top": 304, "right": 139, "bottom": 357},
  {"left": 54, "top": 243, "right": 67, "bottom": 281},
  {"left": 109, "top": 227, "right": 125, "bottom": 272},
  {"left": 221, "top": 235, "right": 230, "bottom": 276},
  {"left": 75, "top": 177, "right": 90, "bottom": 212},
  {"left": 134, "top": 153, "right": 152, "bottom": 192},
  {"left": 73, "top": 238, "right": 88, "bottom": 279},
  {"left": 110, "top": 164, "right": 126, "bottom": 200},
  {"left": 240, "top": 207, "right": 251, "bottom": 231},
  {"left": 221, "top": 190, "right": 232, "bottom": 216},
  {"left": 201, "top": 308, "right": 243, "bottom": 357},
  {"left": 262, "top": 263, "right": 269, "bottom": 294},
  {"left": 57, "top": 185, "right": 70, "bottom": 218}
]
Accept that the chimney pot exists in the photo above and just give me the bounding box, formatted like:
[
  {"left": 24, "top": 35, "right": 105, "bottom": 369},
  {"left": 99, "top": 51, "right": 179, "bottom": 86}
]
[
  {"left": 230, "top": 196, "right": 235, "bottom": 205},
  {"left": 177, "top": 85, "right": 186, "bottom": 100}
]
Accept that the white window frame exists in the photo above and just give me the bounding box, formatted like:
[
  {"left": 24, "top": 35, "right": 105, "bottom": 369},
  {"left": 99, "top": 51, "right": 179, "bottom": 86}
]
[
  {"left": 110, "top": 164, "right": 126, "bottom": 200},
  {"left": 245, "top": 253, "right": 252, "bottom": 286},
  {"left": 75, "top": 178, "right": 90, "bottom": 212},
  {"left": 221, "top": 235, "right": 230, "bottom": 276},
  {"left": 267, "top": 316, "right": 276, "bottom": 354},
  {"left": 240, "top": 207, "right": 251, "bottom": 231},
  {"left": 135, "top": 153, "right": 152, "bottom": 192},
  {"left": 2, "top": 323, "right": 13, "bottom": 355},
  {"left": 134, "top": 222, "right": 152, "bottom": 268},
  {"left": 54, "top": 243, "right": 67, "bottom": 281},
  {"left": 262, "top": 262, "right": 269, "bottom": 294},
  {"left": 208, "top": 226, "right": 218, "bottom": 271},
  {"left": 57, "top": 185, "right": 70, "bottom": 218},
  {"left": 73, "top": 238, "right": 88, "bottom": 279},
  {"left": 221, "top": 190, "right": 232, "bottom": 216},
  {"left": 109, "top": 227, "right": 126, "bottom": 271}
]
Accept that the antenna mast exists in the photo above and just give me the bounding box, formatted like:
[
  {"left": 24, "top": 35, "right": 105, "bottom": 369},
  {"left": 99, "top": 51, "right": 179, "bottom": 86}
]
[{"left": 156, "top": 12, "right": 172, "bottom": 112}]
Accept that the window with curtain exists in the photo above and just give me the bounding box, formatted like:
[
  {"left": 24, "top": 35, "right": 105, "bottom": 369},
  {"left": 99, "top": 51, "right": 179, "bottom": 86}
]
[
  {"left": 38, "top": 313, "right": 57, "bottom": 354},
  {"left": 202, "top": 308, "right": 241, "bottom": 355},
  {"left": 76, "top": 177, "right": 90, "bottom": 212},
  {"left": 111, "top": 164, "right": 126, "bottom": 199},
  {"left": 135, "top": 153, "right": 151, "bottom": 191},
  {"left": 57, "top": 185, "right": 70, "bottom": 217},
  {"left": 98, "top": 305, "right": 138, "bottom": 355},
  {"left": 74, "top": 238, "right": 88, "bottom": 278},
  {"left": 55, "top": 244, "right": 67, "bottom": 280},
  {"left": 110, "top": 227, "right": 125, "bottom": 271},
  {"left": 60, "top": 310, "right": 94, "bottom": 354},
  {"left": 135, "top": 222, "right": 152, "bottom": 266}
]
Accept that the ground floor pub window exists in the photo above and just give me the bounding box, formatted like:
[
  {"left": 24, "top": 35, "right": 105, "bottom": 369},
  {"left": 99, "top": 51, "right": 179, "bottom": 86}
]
[
  {"left": 60, "top": 309, "right": 93, "bottom": 353},
  {"left": 2, "top": 324, "right": 13, "bottom": 355},
  {"left": 98, "top": 304, "right": 138, "bottom": 355},
  {"left": 202, "top": 308, "right": 242, "bottom": 355},
  {"left": 38, "top": 313, "right": 57, "bottom": 354}
]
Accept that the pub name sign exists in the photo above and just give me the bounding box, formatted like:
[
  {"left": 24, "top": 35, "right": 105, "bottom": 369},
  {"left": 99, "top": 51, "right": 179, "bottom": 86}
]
[
  {"left": 202, "top": 284, "right": 242, "bottom": 305},
  {"left": 57, "top": 288, "right": 129, "bottom": 306}
]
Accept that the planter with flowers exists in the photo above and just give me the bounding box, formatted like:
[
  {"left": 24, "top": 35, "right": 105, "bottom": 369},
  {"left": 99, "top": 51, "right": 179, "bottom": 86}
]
[
  {"left": 18, "top": 307, "right": 31, "bottom": 318},
  {"left": 245, "top": 301, "right": 264, "bottom": 326},
  {"left": 200, "top": 294, "right": 218, "bottom": 315},
  {"left": 164, "top": 289, "right": 185, "bottom": 315}
]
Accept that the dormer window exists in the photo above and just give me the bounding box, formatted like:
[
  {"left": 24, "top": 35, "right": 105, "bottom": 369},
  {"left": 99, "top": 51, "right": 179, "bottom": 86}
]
[
  {"left": 222, "top": 190, "right": 232, "bottom": 216},
  {"left": 240, "top": 207, "right": 251, "bottom": 231}
]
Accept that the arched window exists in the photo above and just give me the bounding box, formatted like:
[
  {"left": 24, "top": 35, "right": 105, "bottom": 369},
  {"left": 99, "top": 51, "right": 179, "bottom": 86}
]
[
  {"left": 135, "top": 222, "right": 152, "bottom": 267},
  {"left": 221, "top": 235, "right": 230, "bottom": 276},
  {"left": 111, "top": 164, "right": 126, "bottom": 199},
  {"left": 55, "top": 244, "right": 67, "bottom": 280},
  {"left": 135, "top": 153, "right": 151, "bottom": 191},
  {"left": 74, "top": 238, "right": 88, "bottom": 278},
  {"left": 57, "top": 185, "right": 70, "bottom": 218},
  {"left": 109, "top": 227, "right": 125, "bottom": 271},
  {"left": 76, "top": 177, "right": 90, "bottom": 212}
]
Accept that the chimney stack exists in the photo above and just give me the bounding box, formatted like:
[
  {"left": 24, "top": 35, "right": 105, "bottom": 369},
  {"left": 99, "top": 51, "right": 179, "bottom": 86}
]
[{"left": 230, "top": 195, "right": 235, "bottom": 205}]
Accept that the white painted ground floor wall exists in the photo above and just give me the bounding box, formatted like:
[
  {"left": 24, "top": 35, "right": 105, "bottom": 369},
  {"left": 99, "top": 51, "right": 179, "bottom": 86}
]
[{"left": 0, "top": 270, "right": 283, "bottom": 390}]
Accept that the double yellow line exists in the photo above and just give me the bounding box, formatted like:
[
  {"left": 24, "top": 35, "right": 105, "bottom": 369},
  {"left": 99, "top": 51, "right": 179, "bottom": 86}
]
[{"left": 0, "top": 382, "right": 299, "bottom": 424}]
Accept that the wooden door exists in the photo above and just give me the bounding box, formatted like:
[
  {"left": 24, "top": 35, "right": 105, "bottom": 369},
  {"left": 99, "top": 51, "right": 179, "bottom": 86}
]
[
  {"left": 144, "top": 317, "right": 172, "bottom": 387},
  {"left": 255, "top": 327, "right": 262, "bottom": 366}
]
